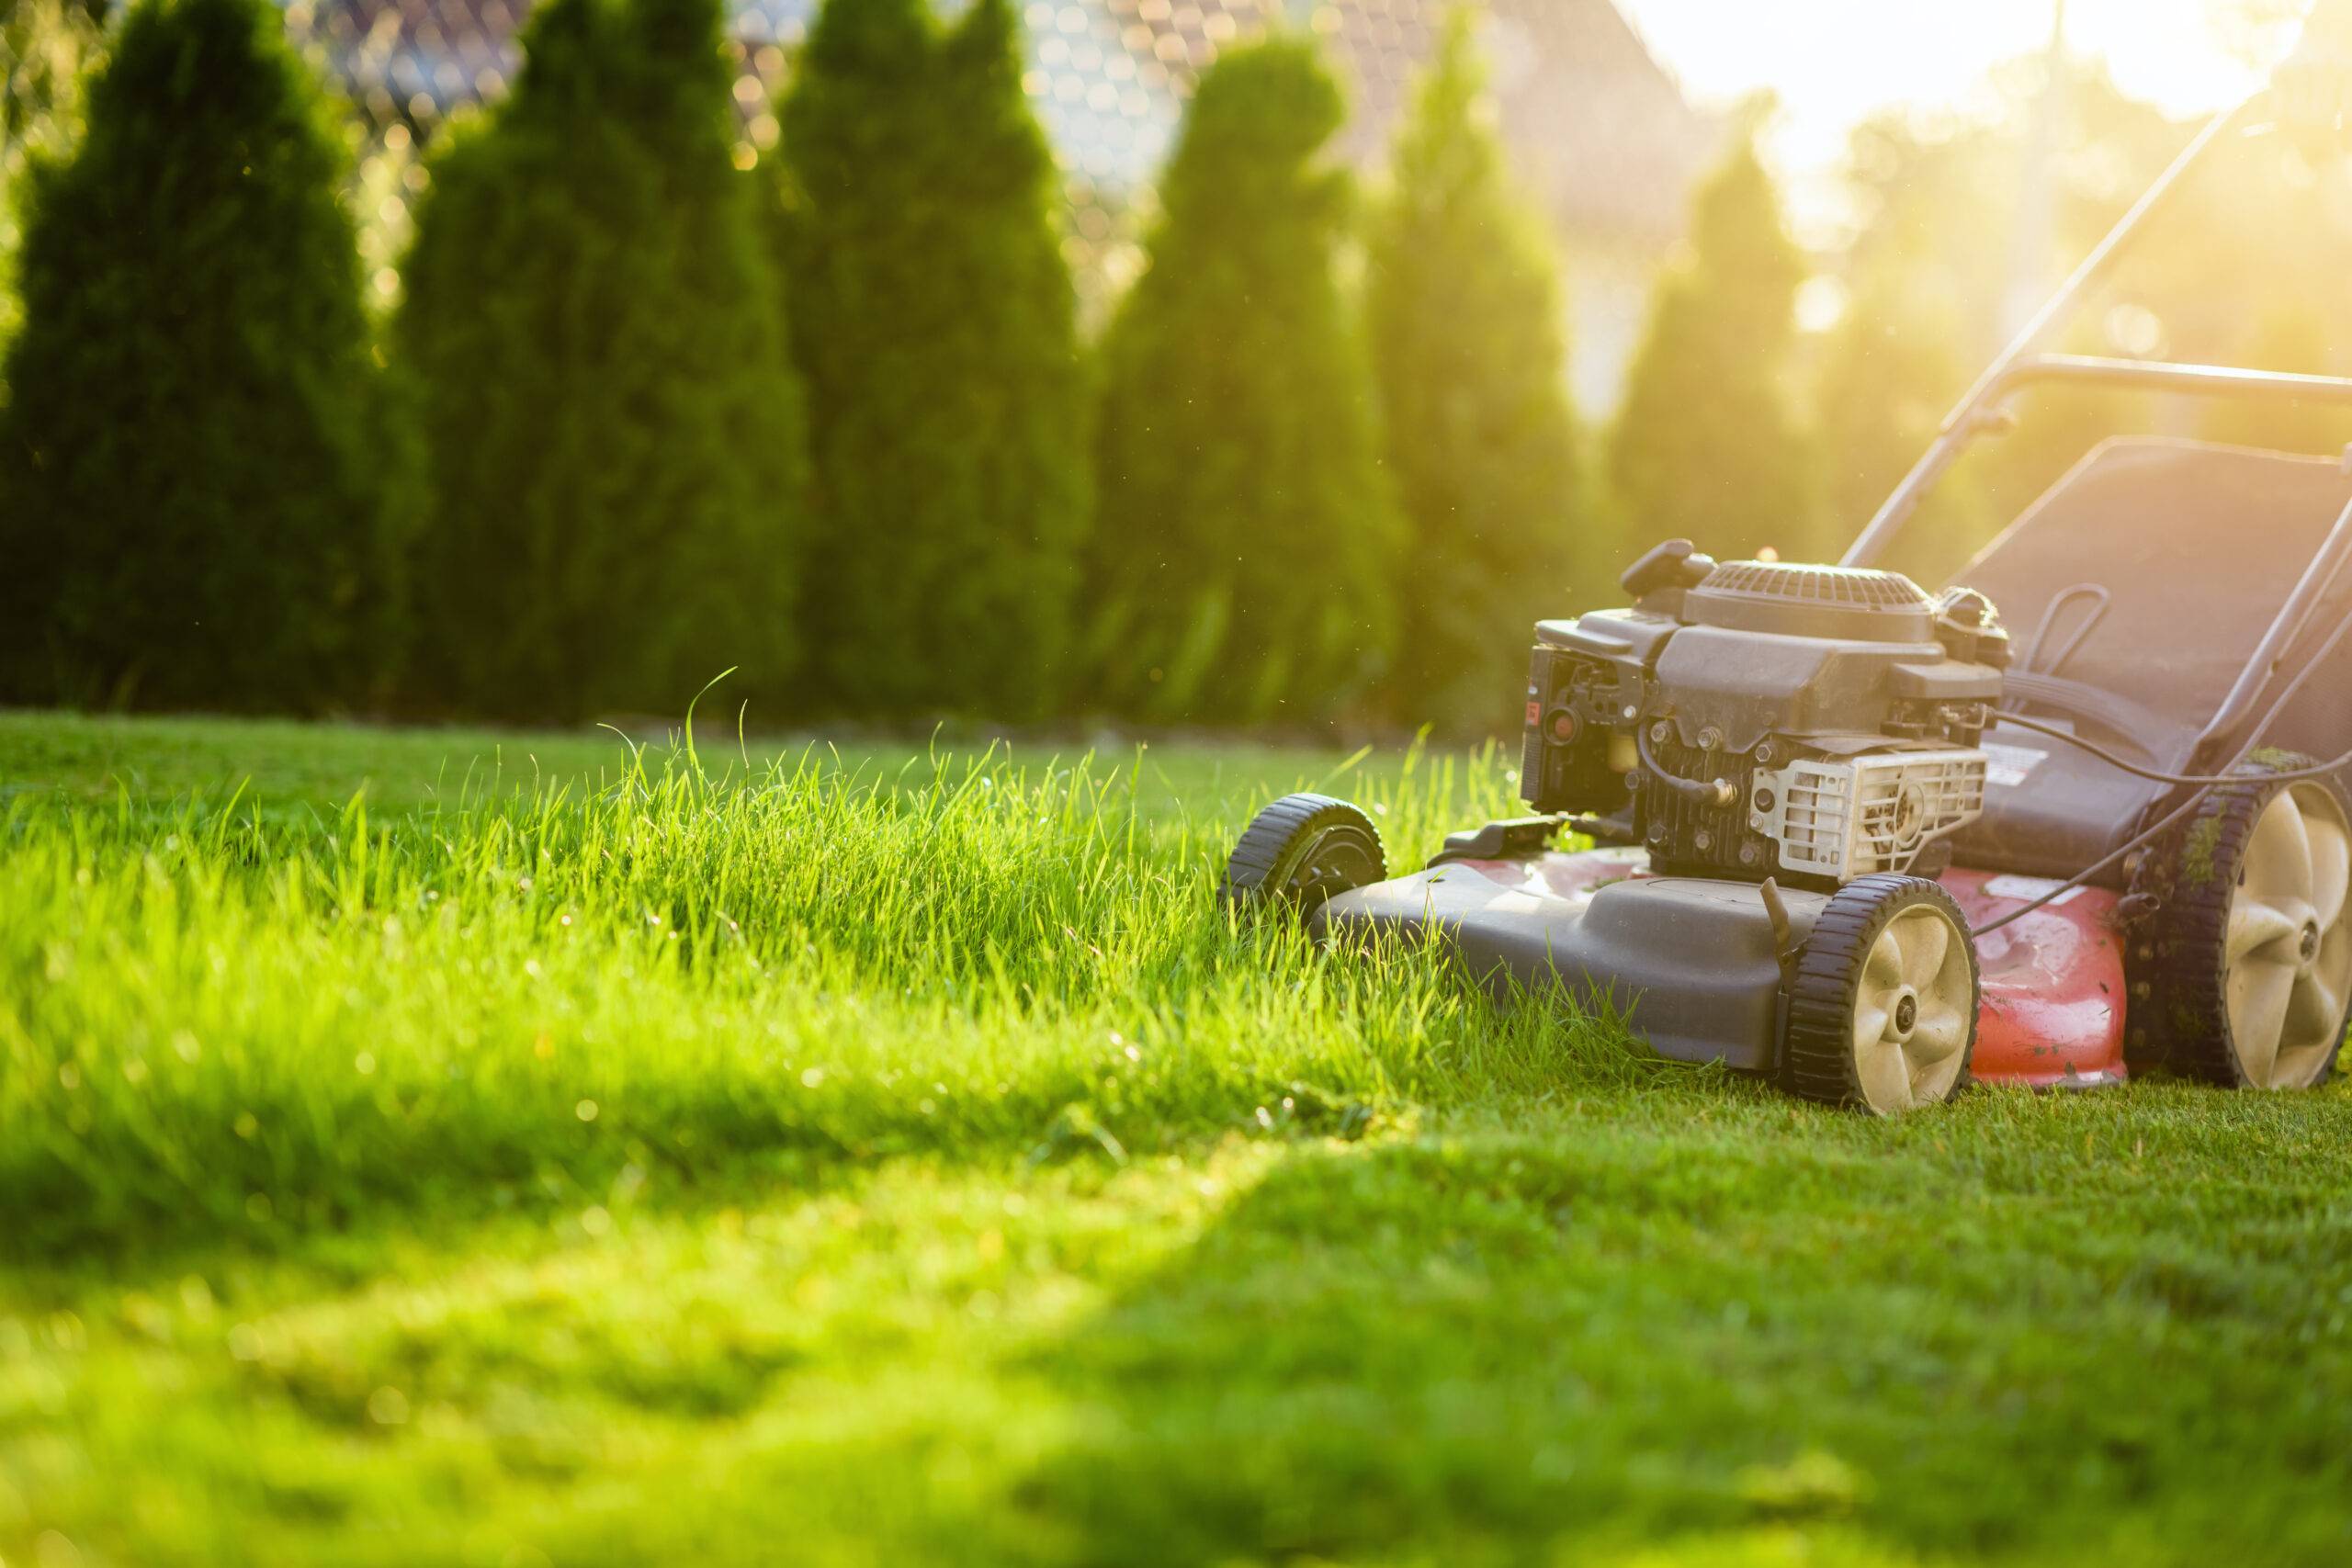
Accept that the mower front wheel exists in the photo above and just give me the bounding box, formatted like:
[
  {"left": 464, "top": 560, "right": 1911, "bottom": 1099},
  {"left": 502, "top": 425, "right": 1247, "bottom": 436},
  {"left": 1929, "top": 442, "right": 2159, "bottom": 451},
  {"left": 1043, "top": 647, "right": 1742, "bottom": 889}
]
[
  {"left": 1220, "top": 794, "right": 1387, "bottom": 919},
  {"left": 1781, "top": 874, "right": 1980, "bottom": 1114}
]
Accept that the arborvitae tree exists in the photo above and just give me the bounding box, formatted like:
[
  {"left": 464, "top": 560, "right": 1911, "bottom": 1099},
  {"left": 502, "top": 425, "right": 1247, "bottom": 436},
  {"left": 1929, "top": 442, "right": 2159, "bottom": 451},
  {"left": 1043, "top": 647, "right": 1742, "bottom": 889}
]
[
  {"left": 1609, "top": 135, "right": 1817, "bottom": 564},
  {"left": 0, "top": 0, "right": 403, "bottom": 710},
  {"left": 3, "top": 0, "right": 104, "bottom": 353},
  {"left": 397, "top": 0, "right": 806, "bottom": 720},
  {"left": 1813, "top": 268, "right": 1992, "bottom": 559},
  {"left": 1088, "top": 38, "right": 1400, "bottom": 726},
  {"left": 778, "top": 0, "right": 1089, "bottom": 720},
  {"left": 1366, "top": 8, "right": 1579, "bottom": 734}
]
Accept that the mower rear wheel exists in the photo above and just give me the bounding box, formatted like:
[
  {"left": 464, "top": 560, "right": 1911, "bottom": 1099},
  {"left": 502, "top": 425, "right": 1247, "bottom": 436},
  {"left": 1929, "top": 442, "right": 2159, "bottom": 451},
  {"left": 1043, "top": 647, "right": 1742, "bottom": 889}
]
[
  {"left": 1782, "top": 874, "right": 1979, "bottom": 1114},
  {"left": 1220, "top": 794, "right": 1386, "bottom": 918},
  {"left": 2128, "top": 759, "right": 2352, "bottom": 1089}
]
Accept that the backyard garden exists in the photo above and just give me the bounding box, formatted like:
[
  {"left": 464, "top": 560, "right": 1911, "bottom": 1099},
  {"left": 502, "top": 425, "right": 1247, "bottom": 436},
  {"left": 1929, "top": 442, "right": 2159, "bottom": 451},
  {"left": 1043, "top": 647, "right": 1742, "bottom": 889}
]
[{"left": 6, "top": 0, "right": 2352, "bottom": 1560}]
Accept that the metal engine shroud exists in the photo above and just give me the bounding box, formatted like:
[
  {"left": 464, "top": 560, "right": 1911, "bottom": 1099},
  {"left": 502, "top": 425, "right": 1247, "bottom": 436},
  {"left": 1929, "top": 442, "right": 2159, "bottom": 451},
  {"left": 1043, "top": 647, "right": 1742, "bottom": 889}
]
[{"left": 1520, "top": 558, "right": 2010, "bottom": 889}]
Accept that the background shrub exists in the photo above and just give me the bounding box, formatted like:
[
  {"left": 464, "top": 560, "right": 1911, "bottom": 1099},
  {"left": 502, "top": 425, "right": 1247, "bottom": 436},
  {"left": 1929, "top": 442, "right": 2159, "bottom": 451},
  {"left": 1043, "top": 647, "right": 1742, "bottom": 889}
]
[
  {"left": 1609, "top": 134, "right": 1818, "bottom": 565},
  {"left": 777, "top": 0, "right": 1090, "bottom": 721},
  {"left": 396, "top": 0, "right": 806, "bottom": 722},
  {"left": 1366, "top": 10, "right": 1584, "bottom": 735},
  {"left": 1, "top": 0, "right": 102, "bottom": 377},
  {"left": 1087, "top": 38, "right": 1400, "bottom": 728},
  {"left": 0, "top": 0, "right": 406, "bottom": 712},
  {"left": 1814, "top": 265, "right": 1991, "bottom": 567}
]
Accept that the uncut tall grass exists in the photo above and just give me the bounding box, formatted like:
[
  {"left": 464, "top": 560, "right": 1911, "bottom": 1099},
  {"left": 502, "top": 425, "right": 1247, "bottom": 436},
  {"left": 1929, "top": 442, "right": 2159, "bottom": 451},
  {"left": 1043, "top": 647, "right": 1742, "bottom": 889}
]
[{"left": 0, "top": 741, "right": 1630, "bottom": 1259}]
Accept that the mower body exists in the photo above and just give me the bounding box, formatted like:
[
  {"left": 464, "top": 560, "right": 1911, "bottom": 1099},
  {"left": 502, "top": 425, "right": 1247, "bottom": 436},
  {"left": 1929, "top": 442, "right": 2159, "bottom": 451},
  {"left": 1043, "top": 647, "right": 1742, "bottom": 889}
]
[
  {"left": 1293, "top": 434, "right": 2352, "bottom": 1095},
  {"left": 1239, "top": 60, "right": 2352, "bottom": 1107},
  {"left": 1313, "top": 849, "right": 2126, "bottom": 1088}
]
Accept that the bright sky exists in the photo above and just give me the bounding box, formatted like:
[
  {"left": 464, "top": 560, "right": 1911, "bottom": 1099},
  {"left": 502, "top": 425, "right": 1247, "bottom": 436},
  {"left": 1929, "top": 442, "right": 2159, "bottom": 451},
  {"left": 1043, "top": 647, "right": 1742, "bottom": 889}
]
[{"left": 1616, "top": 0, "right": 2290, "bottom": 230}]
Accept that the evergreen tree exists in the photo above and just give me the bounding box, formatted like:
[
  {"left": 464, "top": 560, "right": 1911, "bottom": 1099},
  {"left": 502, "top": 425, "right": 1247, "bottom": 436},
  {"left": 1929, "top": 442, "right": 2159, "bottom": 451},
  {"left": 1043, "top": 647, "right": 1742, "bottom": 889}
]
[
  {"left": 1365, "top": 7, "right": 1579, "bottom": 734},
  {"left": 1813, "top": 266, "right": 1991, "bottom": 565},
  {"left": 1609, "top": 134, "right": 1817, "bottom": 564},
  {"left": 3, "top": 0, "right": 103, "bottom": 358},
  {"left": 0, "top": 0, "right": 403, "bottom": 711},
  {"left": 397, "top": 0, "right": 806, "bottom": 720},
  {"left": 1089, "top": 38, "right": 1400, "bottom": 726},
  {"left": 777, "top": 0, "right": 1089, "bottom": 720}
]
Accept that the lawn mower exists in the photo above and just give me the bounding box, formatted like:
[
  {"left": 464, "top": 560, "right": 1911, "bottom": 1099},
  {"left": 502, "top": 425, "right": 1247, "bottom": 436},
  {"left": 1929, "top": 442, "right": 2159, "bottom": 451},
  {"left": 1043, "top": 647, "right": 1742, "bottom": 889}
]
[{"left": 1224, "top": 10, "right": 2352, "bottom": 1111}]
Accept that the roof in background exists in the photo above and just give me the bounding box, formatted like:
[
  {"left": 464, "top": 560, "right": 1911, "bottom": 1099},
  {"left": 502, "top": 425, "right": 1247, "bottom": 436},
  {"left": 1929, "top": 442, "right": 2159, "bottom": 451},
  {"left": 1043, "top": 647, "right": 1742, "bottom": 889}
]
[{"left": 296, "top": 0, "right": 1718, "bottom": 246}]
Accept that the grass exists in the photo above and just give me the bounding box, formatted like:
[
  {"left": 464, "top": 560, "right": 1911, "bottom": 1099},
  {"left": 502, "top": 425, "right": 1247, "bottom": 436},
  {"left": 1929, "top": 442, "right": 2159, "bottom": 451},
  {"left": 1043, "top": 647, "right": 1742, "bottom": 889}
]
[{"left": 1, "top": 708, "right": 2347, "bottom": 1566}]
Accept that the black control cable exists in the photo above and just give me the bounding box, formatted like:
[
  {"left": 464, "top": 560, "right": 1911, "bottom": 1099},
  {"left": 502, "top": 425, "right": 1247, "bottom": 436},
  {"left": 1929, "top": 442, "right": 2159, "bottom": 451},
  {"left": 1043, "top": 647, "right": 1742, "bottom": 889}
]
[
  {"left": 1992, "top": 709, "right": 2352, "bottom": 788},
  {"left": 1636, "top": 721, "right": 1735, "bottom": 806},
  {"left": 1966, "top": 607, "right": 2352, "bottom": 938}
]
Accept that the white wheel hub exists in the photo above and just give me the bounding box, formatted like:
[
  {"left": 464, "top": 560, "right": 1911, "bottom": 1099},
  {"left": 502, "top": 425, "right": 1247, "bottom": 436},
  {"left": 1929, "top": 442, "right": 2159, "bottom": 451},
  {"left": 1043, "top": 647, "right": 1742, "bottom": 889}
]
[
  {"left": 2224, "top": 783, "right": 2352, "bottom": 1089},
  {"left": 1850, "top": 904, "right": 1973, "bottom": 1113}
]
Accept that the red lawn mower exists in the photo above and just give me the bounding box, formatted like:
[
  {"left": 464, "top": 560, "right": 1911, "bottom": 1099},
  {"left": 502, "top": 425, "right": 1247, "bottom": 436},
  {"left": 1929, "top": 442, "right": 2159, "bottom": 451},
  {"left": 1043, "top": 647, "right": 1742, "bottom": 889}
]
[{"left": 1225, "top": 15, "right": 2352, "bottom": 1111}]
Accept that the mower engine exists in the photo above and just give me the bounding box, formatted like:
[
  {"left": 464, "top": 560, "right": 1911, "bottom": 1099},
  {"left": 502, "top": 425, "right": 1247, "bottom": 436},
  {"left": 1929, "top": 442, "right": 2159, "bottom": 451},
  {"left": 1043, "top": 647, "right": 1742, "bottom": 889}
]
[{"left": 1521, "top": 541, "right": 2010, "bottom": 889}]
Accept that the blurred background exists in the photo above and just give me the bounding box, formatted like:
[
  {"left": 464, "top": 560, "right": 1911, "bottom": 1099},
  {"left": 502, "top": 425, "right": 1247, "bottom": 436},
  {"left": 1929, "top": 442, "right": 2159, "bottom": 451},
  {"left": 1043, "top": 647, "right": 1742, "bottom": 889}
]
[{"left": 3, "top": 0, "right": 2347, "bottom": 736}]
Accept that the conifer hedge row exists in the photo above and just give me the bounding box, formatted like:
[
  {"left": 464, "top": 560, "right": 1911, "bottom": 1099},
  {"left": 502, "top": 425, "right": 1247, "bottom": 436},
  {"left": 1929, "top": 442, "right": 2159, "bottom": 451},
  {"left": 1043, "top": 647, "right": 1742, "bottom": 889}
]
[
  {"left": 1, "top": 0, "right": 409, "bottom": 712},
  {"left": 397, "top": 0, "right": 807, "bottom": 721},
  {"left": 0, "top": 0, "right": 1810, "bottom": 736}
]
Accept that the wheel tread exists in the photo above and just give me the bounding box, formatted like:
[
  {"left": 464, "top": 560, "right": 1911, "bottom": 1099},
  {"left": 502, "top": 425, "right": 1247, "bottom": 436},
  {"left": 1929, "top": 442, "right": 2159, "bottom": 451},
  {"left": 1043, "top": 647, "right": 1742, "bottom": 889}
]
[
  {"left": 1781, "top": 874, "right": 1979, "bottom": 1110},
  {"left": 2129, "top": 755, "right": 2351, "bottom": 1087},
  {"left": 1220, "top": 794, "right": 1386, "bottom": 911}
]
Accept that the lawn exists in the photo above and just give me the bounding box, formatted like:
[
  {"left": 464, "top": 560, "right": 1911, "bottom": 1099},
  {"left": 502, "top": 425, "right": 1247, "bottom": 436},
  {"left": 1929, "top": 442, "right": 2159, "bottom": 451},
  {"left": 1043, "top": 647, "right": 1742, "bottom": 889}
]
[{"left": 1, "top": 709, "right": 2346, "bottom": 1567}]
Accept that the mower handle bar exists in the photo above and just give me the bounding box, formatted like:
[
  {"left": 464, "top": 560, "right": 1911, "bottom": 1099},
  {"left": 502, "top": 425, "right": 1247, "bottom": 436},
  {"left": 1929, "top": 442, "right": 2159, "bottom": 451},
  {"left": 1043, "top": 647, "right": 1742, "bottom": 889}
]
[
  {"left": 1838, "top": 47, "right": 2352, "bottom": 783},
  {"left": 1984, "top": 354, "right": 2352, "bottom": 411},
  {"left": 1841, "top": 99, "right": 2259, "bottom": 571},
  {"left": 2195, "top": 489, "right": 2352, "bottom": 771},
  {"left": 1845, "top": 4, "right": 2352, "bottom": 571}
]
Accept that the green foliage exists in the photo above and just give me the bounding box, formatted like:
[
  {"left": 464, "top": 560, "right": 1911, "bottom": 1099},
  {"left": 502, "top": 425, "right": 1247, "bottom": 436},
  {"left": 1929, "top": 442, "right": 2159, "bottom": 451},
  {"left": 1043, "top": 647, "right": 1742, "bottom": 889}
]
[
  {"left": 777, "top": 0, "right": 1089, "bottom": 721},
  {"left": 1813, "top": 267, "right": 1993, "bottom": 569},
  {"left": 3, "top": 710, "right": 2350, "bottom": 1564},
  {"left": 2, "top": 0, "right": 102, "bottom": 358},
  {"left": 1610, "top": 135, "right": 1818, "bottom": 563},
  {"left": 1365, "top": 9, "right": 1581, "bottom": 735},
  {"left": 1089, "top": 38, "right": 1400, "bottom": 727},
  {"left": 396, "top": 0, "right": 806, "bottom": 721},
  {"left": 0, "top": 1, "right": 100, "bottom": 195},
  {"left": 1817, "top": 70, "right": 2284, "bottom": 581},
  {"left": 0, "top": 0, "right": 405, "bottom": 712},
  {"left": 0, "top": 725, "right": 1521, "bottom": 1261}
]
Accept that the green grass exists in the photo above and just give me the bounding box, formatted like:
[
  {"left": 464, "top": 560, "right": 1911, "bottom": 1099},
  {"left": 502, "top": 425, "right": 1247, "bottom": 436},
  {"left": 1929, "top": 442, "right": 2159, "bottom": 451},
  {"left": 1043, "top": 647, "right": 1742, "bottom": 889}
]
[{"left": 1, "top": 709, "right": 2347, "bottom": 1567}]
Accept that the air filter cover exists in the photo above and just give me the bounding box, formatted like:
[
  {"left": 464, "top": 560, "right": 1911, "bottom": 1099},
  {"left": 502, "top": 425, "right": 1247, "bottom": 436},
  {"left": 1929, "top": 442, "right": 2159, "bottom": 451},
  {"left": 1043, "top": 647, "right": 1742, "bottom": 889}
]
[{"left": 1685, "top": 560, "right": 1938, "bottom": 641}]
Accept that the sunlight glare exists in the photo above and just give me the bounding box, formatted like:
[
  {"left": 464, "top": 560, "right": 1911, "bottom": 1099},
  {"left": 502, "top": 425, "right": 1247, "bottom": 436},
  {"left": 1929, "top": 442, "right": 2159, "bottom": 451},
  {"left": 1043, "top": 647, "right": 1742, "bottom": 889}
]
[
  {"left": 1619, "top": 0, "right": 2275, "bottom": 121},
  {"left": 1617, "top": 0, "right": 2294, "bottom": 230}
]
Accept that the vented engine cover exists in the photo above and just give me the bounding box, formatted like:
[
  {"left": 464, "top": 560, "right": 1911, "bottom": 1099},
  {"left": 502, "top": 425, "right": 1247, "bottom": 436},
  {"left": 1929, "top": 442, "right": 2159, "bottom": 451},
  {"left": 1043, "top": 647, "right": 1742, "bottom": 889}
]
[{"left": 1750, "top": 750, "right": 1989, "bottom": 882}]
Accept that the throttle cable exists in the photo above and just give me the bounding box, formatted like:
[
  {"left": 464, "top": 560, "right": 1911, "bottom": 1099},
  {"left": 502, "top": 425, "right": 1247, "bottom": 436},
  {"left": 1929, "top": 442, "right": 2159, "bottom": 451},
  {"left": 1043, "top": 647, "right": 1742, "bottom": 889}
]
[{"left": 1967, "top": 606, "right": 2352, "bottom": 937}]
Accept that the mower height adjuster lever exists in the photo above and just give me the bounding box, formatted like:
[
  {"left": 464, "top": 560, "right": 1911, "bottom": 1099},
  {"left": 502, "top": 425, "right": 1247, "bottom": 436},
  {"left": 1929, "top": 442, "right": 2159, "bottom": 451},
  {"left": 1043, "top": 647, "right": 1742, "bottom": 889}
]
[{"left": 1428, "top": 816, "right": 1566, "bottom": 868}]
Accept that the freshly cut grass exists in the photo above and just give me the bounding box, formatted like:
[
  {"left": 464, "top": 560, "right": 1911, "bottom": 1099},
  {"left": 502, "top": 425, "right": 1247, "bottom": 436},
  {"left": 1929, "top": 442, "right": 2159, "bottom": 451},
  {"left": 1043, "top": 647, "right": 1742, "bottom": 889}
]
[{"left": 1, "top": 713, "right": 2347, "bottom": 1567}]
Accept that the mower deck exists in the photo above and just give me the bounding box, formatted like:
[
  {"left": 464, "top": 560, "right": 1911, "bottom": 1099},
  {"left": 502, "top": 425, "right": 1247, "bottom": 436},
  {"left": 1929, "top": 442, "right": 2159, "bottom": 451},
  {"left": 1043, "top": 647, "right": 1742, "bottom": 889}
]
[{"left": 1312, "top": 848, "right": 2126, "bottom": 1089}]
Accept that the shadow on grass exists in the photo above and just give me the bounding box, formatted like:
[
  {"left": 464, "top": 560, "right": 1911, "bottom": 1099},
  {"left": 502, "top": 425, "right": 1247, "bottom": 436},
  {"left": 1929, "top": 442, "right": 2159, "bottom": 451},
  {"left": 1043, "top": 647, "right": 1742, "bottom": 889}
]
[
  {"left": 9, "top": 1071, "right": 2349, "bottom": 1566},
  {"left": 994, "top": 1101, "right": 2352, "bottom": 1568}
]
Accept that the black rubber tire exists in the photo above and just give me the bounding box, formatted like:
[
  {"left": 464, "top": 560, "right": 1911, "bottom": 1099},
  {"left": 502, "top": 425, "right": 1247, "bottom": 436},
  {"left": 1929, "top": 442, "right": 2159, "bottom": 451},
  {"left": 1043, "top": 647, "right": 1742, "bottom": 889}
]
[
  {"left": 2125, "top": 756, "right": 2352, "bottom": 1087},
  {"left": 1219, "top": 794, "right": 1387, "bottom": 917},
  {"left": 1781, "top": 874, "right": 1980, "bottom": 1111}
]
